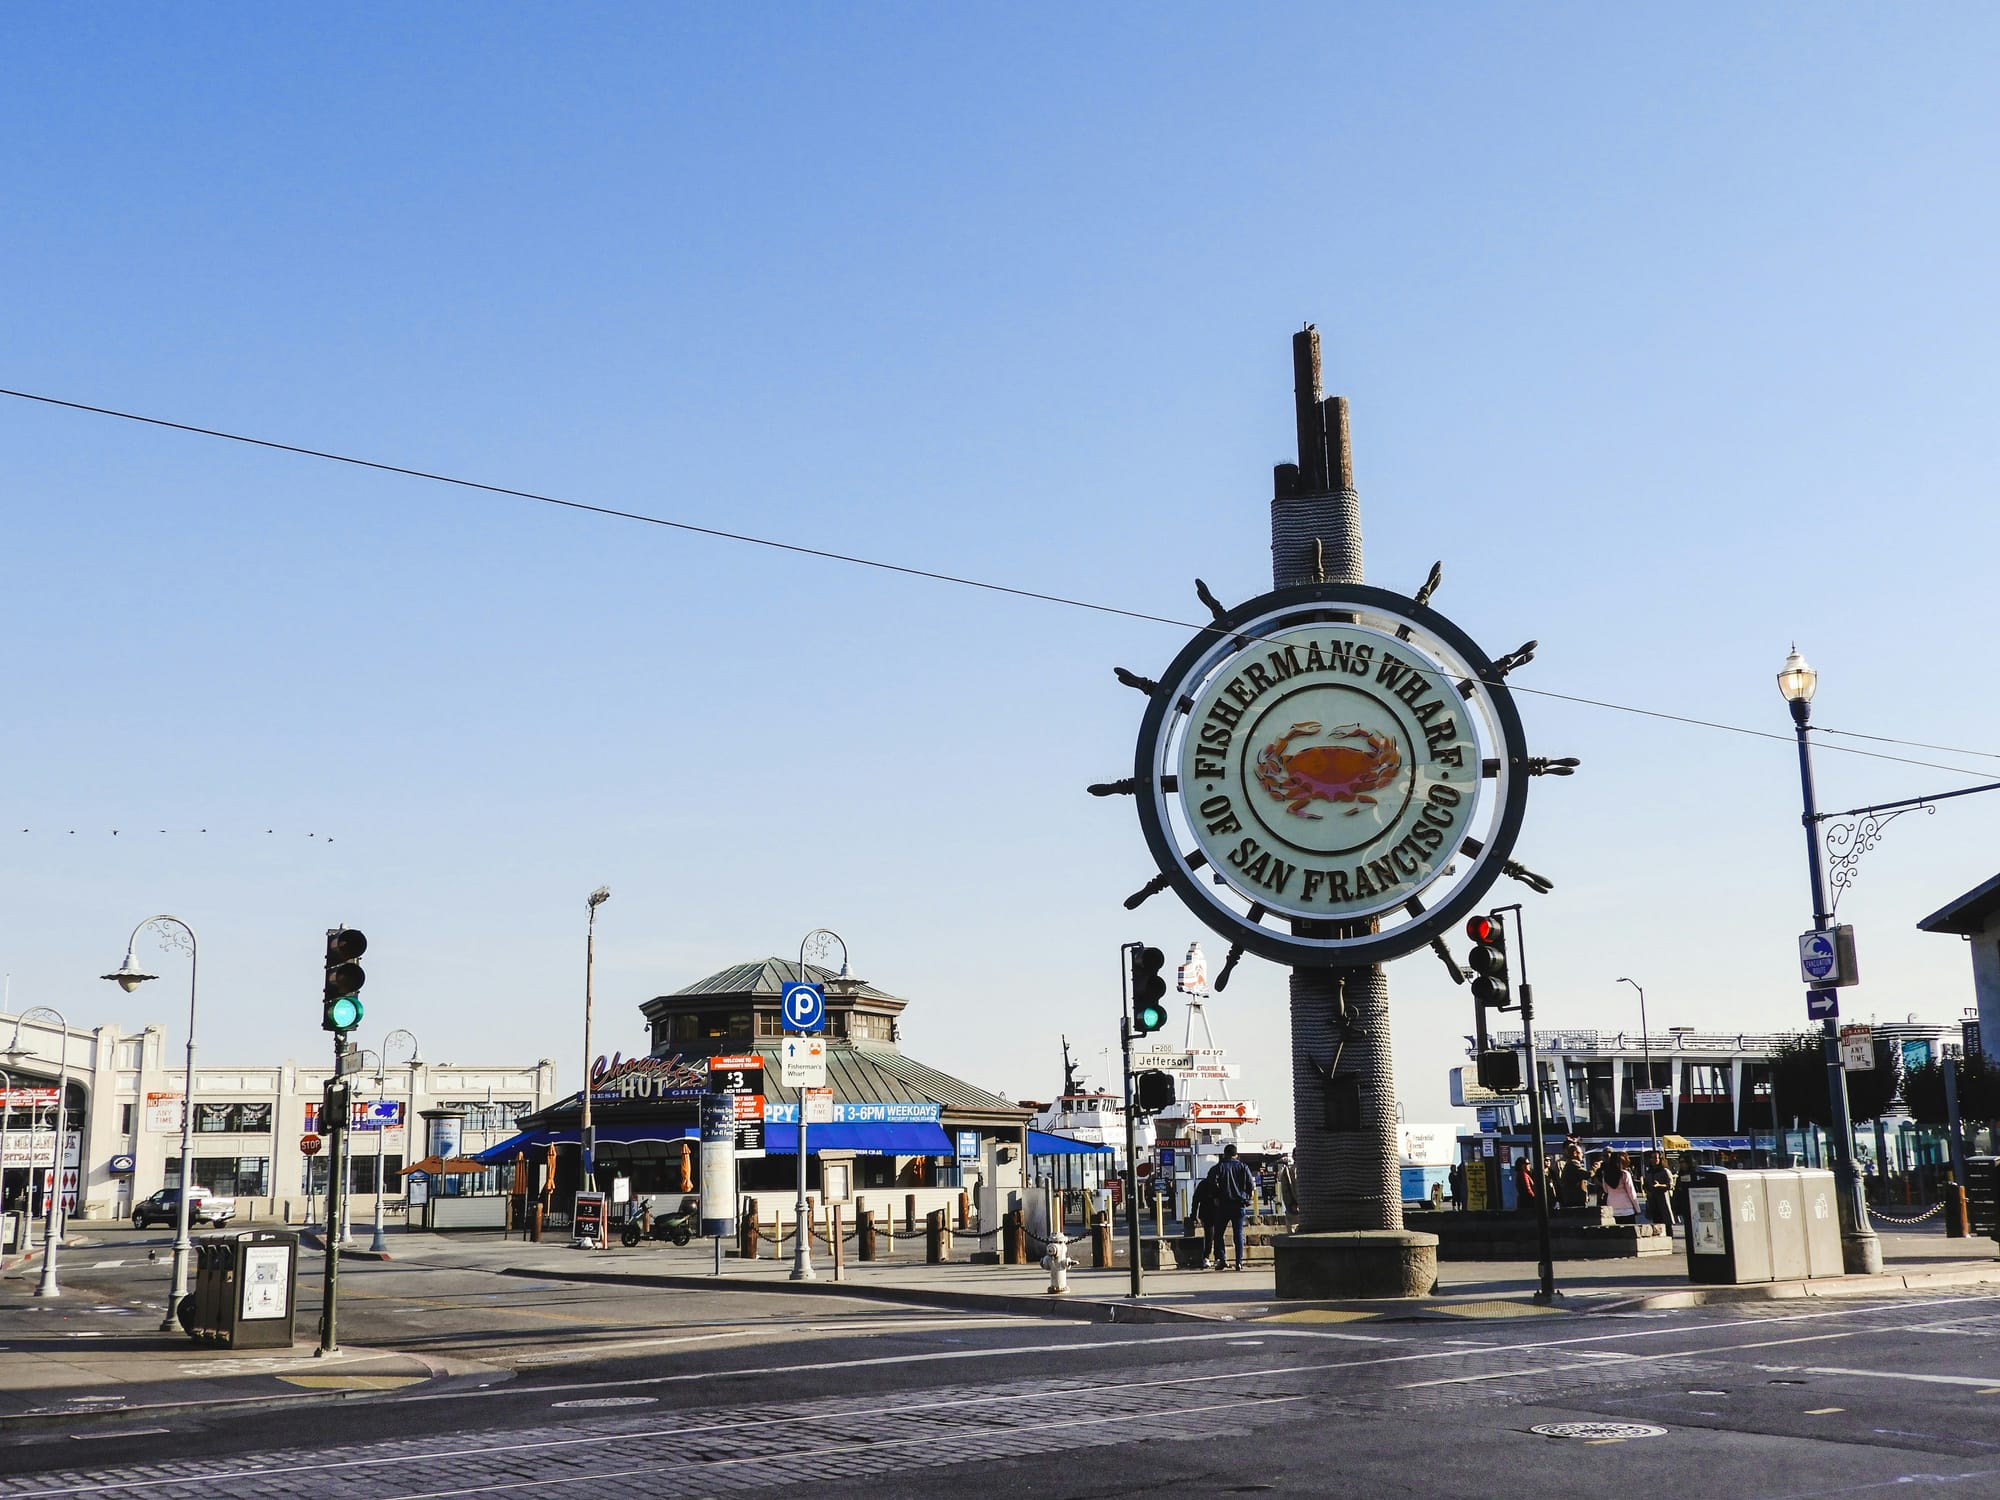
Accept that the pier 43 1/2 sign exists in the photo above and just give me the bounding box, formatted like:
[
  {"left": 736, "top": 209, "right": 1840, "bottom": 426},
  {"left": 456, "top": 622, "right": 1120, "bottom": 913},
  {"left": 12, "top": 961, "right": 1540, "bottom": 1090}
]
[{"left": 1133, "top": 583, "right": 1530, "bottom": 967}]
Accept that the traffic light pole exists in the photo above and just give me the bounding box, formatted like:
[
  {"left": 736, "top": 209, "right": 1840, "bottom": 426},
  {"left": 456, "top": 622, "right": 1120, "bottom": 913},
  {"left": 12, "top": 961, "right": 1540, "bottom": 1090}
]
[
  {"left": 1119, "top": 941, "right": 1143, "bottom": 1299},
  {"left": 318, "top": 1063, "right": 348, "bottom": 1356},
  {"left": 1492, "top": 904, "right": 1556, "bottom": 1305}
]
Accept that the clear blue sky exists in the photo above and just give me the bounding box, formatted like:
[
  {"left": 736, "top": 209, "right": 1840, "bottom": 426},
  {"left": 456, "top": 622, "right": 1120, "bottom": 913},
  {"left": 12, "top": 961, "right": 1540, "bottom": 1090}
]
[{"left": 5, "top": 7, "right": 1998, "bottom": 1137}]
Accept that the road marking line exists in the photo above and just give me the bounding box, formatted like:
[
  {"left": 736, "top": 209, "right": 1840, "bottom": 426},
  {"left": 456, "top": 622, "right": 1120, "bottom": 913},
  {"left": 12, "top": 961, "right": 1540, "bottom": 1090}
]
[
  {"left": 1770, "top": 1366, "right": 2000, "bottom": 1390},
  {"left": 1804, "top": 1406, "right": 1845, "bottom": 1414}
]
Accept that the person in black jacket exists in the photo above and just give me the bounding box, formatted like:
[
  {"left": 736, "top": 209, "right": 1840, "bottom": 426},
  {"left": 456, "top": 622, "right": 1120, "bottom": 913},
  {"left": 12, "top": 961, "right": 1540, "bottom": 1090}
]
[{"left": 1214, "top": 1144, "right": 1258, "bottom": 1270}]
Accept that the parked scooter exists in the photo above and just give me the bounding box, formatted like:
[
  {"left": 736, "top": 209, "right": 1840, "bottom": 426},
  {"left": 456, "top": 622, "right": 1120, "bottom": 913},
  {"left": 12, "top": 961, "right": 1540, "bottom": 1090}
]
[{"left": 622, "top": 1194, "right": 698, "bottom": 1247}]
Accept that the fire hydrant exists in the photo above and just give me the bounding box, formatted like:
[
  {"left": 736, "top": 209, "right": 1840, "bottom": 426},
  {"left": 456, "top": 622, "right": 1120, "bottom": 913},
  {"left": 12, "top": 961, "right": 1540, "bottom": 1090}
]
[{"left": 1041, "top": 1230, "right": 1074, "bottom": 1295}]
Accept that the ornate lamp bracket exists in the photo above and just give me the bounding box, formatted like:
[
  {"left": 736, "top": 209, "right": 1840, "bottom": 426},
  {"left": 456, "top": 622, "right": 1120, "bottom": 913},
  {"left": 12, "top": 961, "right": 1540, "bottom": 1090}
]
[{"left": 1823, "top": 805, "right": 1933, "bottom": 915}]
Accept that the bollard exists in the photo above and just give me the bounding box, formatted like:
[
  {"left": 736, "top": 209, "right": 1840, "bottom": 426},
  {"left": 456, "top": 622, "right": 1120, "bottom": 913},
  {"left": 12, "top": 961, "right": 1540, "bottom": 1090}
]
[
  {"left": 740, "top": 1203, "right": 758, "bottom": 1259},
  {"left": 1091, "top": 1219, "right": 1112, "bottom": 1268},
  {"left": 1002, "top": 1209, "right": 1022, "bottom": 1264},
  {"left": 926, "top": 1208, "right": 951, "bottom": 1264},
  {"left": 905, "top": 1194, "right": 917, "bottom": 1235},
  {"left": 1948, "top": 1184, "right": 1970, "bottom": 1239},
  {"left": 958, "top": 1190, "right": 970, "bottom": 1230},
  {"left": 832, "top": 1206, "right": 844, "bottom": 1280},
  {"left": 1042, "top": 1230, "right": 1073, "bottom": 1294},
  {"left": 858, "top": 1206, "right": 877, "bottom": 1260},
  {"left": 531, "top": 1205, "right": 543, "bottom": 1243},
  {"left": 1008, "top": 1206, "right": 1030, "bottom": 1265}
]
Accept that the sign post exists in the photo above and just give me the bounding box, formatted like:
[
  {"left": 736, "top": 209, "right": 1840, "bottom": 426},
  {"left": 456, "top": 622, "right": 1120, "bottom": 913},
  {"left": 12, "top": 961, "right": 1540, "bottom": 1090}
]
[{"left": 783, "top": 961, "right": 832, "bottom": 1283}]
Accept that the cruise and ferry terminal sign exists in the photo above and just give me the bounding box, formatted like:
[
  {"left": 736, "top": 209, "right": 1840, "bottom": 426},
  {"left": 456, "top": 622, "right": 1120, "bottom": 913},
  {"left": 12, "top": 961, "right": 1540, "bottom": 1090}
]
[{"left": 1133, "top": 582, "right": 1530, "bottom": 967}]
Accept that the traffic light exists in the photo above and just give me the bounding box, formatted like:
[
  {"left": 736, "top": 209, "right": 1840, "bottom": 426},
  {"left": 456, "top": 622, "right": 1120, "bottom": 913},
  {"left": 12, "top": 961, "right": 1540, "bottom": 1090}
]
[
  {"left": 1129, "top": 945, "right": 1168, "bottom": 1034},
  {"left": 1476, "top": 1049, "right": 1522, "bottom": 1092},
  {"left": 1465, "top": 913, "right": 1512, "bottom": 1010},
  {"left": 1134, "top": 1069, "right": 1177, "bottom": 1114},
  {"left": 323, "top": 927, "right": 368, "bottom": 1034}
]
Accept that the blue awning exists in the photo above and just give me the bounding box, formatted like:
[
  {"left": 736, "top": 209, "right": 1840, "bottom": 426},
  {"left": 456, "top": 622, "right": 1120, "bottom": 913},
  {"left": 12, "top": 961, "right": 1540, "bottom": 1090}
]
[
  {"left": 1029, "top": 1129, "right": 1115, "bottom": 1156},
  {"left": 765, "top": 1122, "right": 954, "bottom": 1156},
  {"left": 474, "top": 1123, "right": 698, "bottom": 1164}
]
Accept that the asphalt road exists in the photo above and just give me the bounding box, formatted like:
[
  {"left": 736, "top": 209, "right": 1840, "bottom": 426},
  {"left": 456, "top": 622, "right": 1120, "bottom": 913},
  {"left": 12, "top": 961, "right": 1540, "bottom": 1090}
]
[{"left": 9, "top": 1229, "right": 2000, "bottom": 1498}]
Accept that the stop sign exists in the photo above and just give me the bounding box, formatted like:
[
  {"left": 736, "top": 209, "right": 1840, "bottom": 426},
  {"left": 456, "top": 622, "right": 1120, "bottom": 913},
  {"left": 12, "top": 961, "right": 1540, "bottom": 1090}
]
[{"left": 300, "top": 1134, "right": 323, "bottom": 1156}]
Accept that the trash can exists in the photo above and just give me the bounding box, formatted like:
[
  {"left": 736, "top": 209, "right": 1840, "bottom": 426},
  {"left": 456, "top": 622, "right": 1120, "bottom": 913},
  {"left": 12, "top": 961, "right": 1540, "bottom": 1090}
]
[
  {"left": 1686, "top": 1169, "right": 1841, "bottom": 1285},
  {"left": 1686, "top": 1169, "right": 1770, "bottom": 1284},
  {"left": 180, "top": 1231, "right": 300, "bottom": 1348}
]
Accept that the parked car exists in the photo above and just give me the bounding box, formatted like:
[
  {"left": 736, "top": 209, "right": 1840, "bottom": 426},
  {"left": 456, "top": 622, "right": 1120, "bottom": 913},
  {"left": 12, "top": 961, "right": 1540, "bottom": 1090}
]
[{"left": 131, "top": 1187, "right": 237, "bottom": 1230}]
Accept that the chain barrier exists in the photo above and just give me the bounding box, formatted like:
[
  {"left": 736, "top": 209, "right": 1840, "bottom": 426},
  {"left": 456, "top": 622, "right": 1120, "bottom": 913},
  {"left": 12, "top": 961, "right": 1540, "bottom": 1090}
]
[{"left": 1867, "top": 1201, "right": 1946, "bottom": 1224}]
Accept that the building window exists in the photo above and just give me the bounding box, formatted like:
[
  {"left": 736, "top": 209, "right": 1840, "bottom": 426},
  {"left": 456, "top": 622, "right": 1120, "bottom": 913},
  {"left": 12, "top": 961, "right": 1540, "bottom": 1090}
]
[
  {"left": 119, "top": 1103, "right": 137, "bottom": 1135},
  {"left": 460, "top": 1102, "right": 529, "bottom": 1132},
  {"left": 194, "top": 1102, "right": 275, "bottom": 1134},
  {"left": 848, "top": 1013, "right": 894, "bottom": 1043},
  {"left": 755, "top": 1012, "right": 785, "bottom": 1038},
  {"left": 175, "top": 1157, "right": 271, "bottom": 1196},
  {"left": 352, "top": 1155, "right": 407, "bottom": 1194}
]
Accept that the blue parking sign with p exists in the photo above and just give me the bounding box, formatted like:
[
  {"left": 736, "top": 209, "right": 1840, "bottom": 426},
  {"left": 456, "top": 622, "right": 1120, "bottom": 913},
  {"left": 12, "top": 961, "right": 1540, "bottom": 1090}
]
[{"left": 781, "top": 981, "right": 826, "bottom": 1033}]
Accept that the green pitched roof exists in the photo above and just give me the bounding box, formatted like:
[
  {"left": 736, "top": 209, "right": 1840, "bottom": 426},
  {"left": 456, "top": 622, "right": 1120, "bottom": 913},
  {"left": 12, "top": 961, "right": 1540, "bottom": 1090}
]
[{"left": 661, "top": 958, "right": 904, "bottom": 1005}]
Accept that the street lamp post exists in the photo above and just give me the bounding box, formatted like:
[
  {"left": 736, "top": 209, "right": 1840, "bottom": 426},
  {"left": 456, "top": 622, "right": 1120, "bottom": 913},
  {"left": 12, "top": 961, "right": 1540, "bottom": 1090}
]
[
  {"left": 104, "top": 916, "right": 199, "bottom": 1325},
  {"left": 382, "top": 1028, "right": 422, "bottom": 1246},
  {"left": 579, "top": 887, "right": 610, "bottom": 1236},
  {"left": 1617, "top": 978, "right": 1660, "bottom": 1156},
  {"left": 1777, "top": 647, "right": 1883, "bottom": 1275},
  {"left": 3, "top": 1005, "right": 74, "bottom": 1298},
  {"left": 0, "top": 1065, "right": 11, "bottom": 1249},
  {"left": 363, "top": 1049, "right": 388, "bottom": 1253},
  {"left": 792, "top": 928, "right": 848, "bottom": 1283}
]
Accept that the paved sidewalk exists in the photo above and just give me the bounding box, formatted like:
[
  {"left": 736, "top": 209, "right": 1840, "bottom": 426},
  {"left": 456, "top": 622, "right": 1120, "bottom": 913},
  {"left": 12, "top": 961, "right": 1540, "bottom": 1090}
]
[
  {"left": 410, "top": 1217, "right": 2000, "bottom": 1325},
  {"left": 6, "top": 1219, "right": 1996, "bottom": 1430}
]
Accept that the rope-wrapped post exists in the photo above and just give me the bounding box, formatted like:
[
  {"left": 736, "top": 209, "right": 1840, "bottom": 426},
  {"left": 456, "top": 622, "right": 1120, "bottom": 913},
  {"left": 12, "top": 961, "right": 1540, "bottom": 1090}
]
[{"left": 925, "top": 1208, "right": 951, "bottom": 1264}]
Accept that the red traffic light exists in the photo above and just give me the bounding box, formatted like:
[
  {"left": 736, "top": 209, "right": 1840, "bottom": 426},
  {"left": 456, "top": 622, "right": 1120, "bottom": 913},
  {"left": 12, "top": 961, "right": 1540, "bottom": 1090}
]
[{"left": 1466, "top": 915, "right": 1499, "bottom": 944}]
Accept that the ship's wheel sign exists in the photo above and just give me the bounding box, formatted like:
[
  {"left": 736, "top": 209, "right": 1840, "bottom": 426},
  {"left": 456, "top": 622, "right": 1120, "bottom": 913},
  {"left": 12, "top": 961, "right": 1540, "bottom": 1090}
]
[{"left": 1128, "top": 582, "right": 1534, "bottom": 967}]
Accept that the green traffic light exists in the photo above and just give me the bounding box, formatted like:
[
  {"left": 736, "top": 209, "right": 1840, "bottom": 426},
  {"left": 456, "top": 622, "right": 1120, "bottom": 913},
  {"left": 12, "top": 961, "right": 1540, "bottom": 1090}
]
[
  {"left": 327, "top": 994, "right": 363, "bottom": 1031},
  {"left": 1136, "top": 1000, "right": 1168, "bottom": 1033}
]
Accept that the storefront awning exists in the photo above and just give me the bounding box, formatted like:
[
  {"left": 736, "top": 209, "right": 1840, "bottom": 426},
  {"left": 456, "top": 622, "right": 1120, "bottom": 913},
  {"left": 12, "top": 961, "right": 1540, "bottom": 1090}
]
[
  {"left": 764, "top": 1122, "right": 954, "bottom": 1156},
  {"left": 1029, "top": 1129, "right": 1115, "bottom": 1156},
  {"left": 474, "top": 1123, "right": 699, "bottom": 1164}
]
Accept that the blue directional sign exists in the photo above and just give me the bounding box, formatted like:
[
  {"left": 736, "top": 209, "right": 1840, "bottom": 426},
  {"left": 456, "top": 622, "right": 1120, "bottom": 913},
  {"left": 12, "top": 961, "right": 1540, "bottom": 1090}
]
[
  {"left": 1806, "top": 987, "right": 1839, "bottom": 1021},
  {"left": 780, "top": 981, "right": 826, "bottom": 1033},
  {"left": 956, "top": 1130, "right": 980, "bottom": 1160},
  {"left": 1800, "top": 932, "right": 1839, "bottom": 983}
]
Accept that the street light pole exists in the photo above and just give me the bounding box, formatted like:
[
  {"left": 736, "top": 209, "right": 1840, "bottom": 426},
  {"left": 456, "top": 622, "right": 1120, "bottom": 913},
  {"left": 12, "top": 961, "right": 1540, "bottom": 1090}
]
[
  {"left": 792, "top": 928, "right": 848, "bottom": 1283},
  {"left": 104, "top": 916, "right": 198, "bottom": 1326},
  {"left": 365, "top": 1049, "right": 389, "bottom": 1253},
  {"left": 383, "top": 1029, "right": 422, "bottom": 1241},
  {"left": 1778, "top": 648, "right": 1883, "bottom": 1276},
  {"left": 579, "top": 887, "right": 610, "bottom": 1234},
  {"left": 3, "top": 1005, "right": 74, "bottom": 1298},
  {"left": 0, "top": 1065, "right": 11, "bottom": 1247},
  {"left": 1617, "top": 978, "right": 1659, "bottom": 1156}
]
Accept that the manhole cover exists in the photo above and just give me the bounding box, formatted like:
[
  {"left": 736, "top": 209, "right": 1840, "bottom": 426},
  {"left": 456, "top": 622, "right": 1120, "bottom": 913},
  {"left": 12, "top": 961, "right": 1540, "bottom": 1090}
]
[
  {"left": 552, "top": 1396, "right": 660, "bottom": 1409},
  {"left": 1531, "top": 1422, "right": 1667, "bottom": 1441}
]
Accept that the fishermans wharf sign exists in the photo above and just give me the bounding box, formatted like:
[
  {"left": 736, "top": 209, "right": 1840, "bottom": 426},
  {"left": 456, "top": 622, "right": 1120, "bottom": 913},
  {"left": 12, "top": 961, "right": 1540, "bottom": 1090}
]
[{"left": 1132, "top": 582, "right": 1530, "bottom": 967}]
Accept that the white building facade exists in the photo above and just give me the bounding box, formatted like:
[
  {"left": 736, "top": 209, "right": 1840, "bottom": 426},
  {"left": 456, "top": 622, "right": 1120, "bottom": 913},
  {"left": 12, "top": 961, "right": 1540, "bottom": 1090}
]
[{"left": 1, "top": 1009, "right": 556, "bottom": 1224}]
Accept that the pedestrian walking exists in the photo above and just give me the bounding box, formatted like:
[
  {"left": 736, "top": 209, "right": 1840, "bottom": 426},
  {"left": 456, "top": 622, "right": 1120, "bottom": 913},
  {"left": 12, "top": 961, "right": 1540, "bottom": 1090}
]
[
  {"left": 1642, "top": 1150, "right": 1676, "bottom": 1227},
  {"left": 1555, "top": 1143, "right": 1588, "bottom": 1210},
  {"left": 1193, "top": 1164, "right": 1226, "bottom": 1269},
  {"left": 1602, "top": 1151, "right": 1641, "bottom": 1221},
  {"left": 1448, "top": 1161, "right": 1465, "bottom": 1212},
  {"left": 1512, "top": 1153, "right": 1539, "bottom": 1216},
  {"left": 1214, "top": 1145, "right": 1258, "bottom": 1269}
]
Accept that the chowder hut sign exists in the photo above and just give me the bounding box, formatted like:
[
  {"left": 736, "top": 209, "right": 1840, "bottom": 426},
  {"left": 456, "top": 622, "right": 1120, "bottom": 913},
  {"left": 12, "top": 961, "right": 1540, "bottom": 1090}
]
[{"left": 1135, "top": 582, "right": 1529, "bottom": 966}]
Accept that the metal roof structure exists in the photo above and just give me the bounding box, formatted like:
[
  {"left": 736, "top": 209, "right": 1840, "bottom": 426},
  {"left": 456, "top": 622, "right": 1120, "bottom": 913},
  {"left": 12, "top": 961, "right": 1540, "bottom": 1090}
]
[
  {"left": 656, "top": 958, "right": 905, "bottom": 1007},
  {"left": 1918, "top": 871, "right": 2000, "bottom": 937}
]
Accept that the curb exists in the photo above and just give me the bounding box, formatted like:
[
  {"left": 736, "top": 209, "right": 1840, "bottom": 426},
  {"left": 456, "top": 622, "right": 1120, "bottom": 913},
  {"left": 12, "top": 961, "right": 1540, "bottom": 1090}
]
[
  {"left": 497, "top": 1266, "right": 1223, "bottom": 1325},
  {"left": 1591, "top": 1259, "right": 2000, "bottom": 1312},
  {"left": 298, "top": 1232, "right": 392, "bottom": 1262}
]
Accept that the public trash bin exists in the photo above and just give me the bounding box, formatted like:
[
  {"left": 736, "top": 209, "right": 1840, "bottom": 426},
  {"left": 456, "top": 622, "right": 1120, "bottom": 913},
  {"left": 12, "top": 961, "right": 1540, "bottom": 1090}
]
[
  {"left": 178, "top": 1231, "right": 300, "bottom": 1347},
  {"left": 1685, "top": 1168, "right": 1840, "bottom": 1285}
]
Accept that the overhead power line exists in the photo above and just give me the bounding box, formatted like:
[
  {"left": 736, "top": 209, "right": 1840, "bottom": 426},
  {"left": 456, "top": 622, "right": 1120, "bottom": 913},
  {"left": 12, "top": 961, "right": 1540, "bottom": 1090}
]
[{"left": 4, "top": 384, "right": 1996, "bottom": 784}]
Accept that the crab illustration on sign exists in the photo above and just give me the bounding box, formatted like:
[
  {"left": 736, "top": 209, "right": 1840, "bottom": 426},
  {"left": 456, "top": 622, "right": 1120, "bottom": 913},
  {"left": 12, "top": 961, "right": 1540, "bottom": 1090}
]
[{"left": 1253, "top": 720, "right": 1402, "bottom": 818}]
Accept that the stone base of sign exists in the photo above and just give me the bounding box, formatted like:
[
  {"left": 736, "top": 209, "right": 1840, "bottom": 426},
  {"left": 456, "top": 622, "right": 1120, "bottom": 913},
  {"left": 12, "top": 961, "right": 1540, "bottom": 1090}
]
[{"left": 1273, "top": 1228, "right": 1439, "bottom": 1299}]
